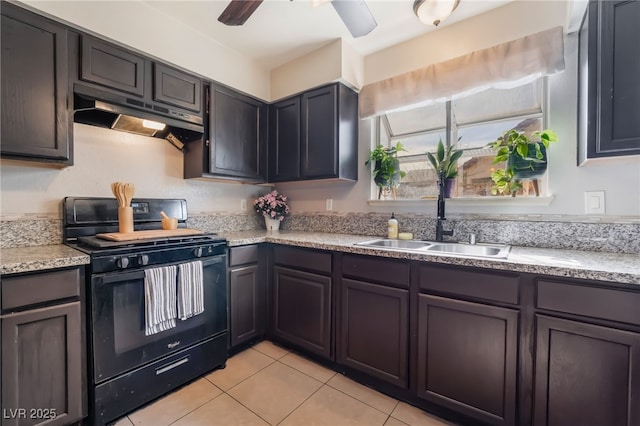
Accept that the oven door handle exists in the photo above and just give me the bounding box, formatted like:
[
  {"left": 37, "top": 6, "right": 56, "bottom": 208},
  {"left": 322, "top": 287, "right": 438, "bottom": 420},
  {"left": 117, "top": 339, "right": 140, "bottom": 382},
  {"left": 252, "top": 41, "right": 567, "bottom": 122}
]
[{"left": 101, "top": 270, "right": 146, "bottom": 284}]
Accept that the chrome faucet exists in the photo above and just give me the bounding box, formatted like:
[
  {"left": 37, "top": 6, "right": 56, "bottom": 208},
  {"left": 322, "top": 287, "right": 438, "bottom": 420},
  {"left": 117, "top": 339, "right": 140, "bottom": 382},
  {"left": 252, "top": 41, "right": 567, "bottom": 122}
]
[{"left": 435, "top": 170, "right": 454, "bottom": 242}]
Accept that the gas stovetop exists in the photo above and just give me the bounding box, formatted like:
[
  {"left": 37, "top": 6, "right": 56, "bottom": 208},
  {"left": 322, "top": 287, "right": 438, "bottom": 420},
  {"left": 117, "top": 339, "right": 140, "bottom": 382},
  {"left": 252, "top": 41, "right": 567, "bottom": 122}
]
[
  {"left": 62, "top": 197, "right": 227, "bottom": 273},
  {"left": 74, "top": 234, "right": 226, "bottom": 252}
]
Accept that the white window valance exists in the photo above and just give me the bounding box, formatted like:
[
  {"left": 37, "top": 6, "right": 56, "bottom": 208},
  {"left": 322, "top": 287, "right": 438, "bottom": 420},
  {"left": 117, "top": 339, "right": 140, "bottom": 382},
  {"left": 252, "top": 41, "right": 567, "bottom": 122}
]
[{"left": 359, "top": 26, "right": 565, "bottom": 119}]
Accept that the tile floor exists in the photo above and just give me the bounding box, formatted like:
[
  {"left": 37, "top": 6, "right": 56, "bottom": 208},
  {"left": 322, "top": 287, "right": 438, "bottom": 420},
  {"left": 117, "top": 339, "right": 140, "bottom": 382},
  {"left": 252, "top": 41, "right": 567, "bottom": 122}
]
[{"left": 113, "top": 341, "right": 455, "bottom": 426}]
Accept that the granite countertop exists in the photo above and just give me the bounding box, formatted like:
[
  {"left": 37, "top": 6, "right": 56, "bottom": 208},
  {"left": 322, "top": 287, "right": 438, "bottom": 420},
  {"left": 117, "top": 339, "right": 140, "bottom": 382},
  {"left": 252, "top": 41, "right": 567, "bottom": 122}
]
[
  {"left": 0, "top": 245, "right": 90, "bottom": 275},
  {"left": 1, "top": 231, "right": 637, "bottom": 285},
  {"left": 221, "top": 230, "right": 640, "bottom": 285}
]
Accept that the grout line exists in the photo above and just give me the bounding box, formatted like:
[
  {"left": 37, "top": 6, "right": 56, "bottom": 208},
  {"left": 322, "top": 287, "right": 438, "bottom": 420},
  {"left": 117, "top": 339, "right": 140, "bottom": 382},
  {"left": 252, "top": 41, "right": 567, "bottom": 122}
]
[
  {"left": 324, "top": 376, "right": 399, "bottom": 417},
  {"left": 166, "top": 390, "right": 225, "bottom": 425},
  {"left": 274, "top": 380, "right": 326, "bottom": 426}
]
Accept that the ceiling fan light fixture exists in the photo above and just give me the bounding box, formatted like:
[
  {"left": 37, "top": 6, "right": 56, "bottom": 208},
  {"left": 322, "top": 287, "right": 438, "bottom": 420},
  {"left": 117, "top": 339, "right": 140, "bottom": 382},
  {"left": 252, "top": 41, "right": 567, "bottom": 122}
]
[{"left": 413, "top": 0, "right": 460, "bottom": 27}]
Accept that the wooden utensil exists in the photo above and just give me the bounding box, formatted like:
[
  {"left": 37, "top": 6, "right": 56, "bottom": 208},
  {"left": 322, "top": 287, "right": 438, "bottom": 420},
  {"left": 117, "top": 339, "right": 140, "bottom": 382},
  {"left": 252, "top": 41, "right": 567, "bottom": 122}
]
[{"left": 124, "top": 183, "right": 134, "bottom": 207}]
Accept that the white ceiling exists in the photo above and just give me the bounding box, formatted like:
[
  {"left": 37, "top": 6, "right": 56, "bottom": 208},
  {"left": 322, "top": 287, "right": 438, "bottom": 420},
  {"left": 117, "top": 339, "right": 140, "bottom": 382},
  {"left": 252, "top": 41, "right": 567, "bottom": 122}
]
[{"left": 142, "top": 0, "right": 514, "bottom": 70}]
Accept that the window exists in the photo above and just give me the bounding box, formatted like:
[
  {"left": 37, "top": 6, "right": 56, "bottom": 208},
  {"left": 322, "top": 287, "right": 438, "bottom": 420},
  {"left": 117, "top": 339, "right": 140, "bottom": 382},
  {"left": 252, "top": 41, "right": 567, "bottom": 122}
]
[{"left": 378, "top": 78, "right": 545, "bottom": 198}]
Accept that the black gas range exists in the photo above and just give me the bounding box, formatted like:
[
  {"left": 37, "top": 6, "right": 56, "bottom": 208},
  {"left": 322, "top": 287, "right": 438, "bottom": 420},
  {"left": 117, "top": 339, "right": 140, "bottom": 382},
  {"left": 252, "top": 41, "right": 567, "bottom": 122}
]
[{"left": 63, "top": 197, "right": 228, "bottom": 426}]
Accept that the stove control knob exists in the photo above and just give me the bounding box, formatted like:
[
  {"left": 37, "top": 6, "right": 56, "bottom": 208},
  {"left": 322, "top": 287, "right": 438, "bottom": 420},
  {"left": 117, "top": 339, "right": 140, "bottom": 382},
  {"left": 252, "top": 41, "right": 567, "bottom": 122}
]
[
  {"left": 116, "top": 257, "right": 130, "bottom": 269},
  {"left": 138, "top": 254, "right": 150, "bottom": 266},
  {"left": 194, "top": 247, "right": 203, "bottom": 258}
]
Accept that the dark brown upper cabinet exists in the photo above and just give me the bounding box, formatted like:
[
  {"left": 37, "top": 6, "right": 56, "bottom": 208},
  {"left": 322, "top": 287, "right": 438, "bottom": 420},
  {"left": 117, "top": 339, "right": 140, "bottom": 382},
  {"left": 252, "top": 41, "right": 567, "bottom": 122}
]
[
  {"left": 268, "top": 83, "right": 358, "bottom": 183},
  {"left": 0, "top": 2, "right": 72, "bottom": 164},
  {"left": 153, "top": 63, "right": 202, "bottom": 113},
  {"left": 578, "top": 0, "right": 640, "bottom": 163},
  {"left": 77, "top": 34, "right": 203, "bottom": 118},
  {"left": 184, "top": 83, "right": 267, "bottom": 182},
  {"left": 81, "top": 36, "right": 145, "bottom": 97}
]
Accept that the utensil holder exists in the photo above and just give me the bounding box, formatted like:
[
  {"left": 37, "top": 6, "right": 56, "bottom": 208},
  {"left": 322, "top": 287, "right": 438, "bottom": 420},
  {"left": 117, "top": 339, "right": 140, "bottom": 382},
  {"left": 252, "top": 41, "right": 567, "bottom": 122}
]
[{"left": 118, "top": 207, "right": 134, "bottom": 234}]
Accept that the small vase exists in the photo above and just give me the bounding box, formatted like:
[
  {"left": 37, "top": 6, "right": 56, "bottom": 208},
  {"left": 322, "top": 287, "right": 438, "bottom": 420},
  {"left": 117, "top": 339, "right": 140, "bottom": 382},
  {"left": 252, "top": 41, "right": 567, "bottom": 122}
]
[
  {"left": 444, "top": 178, "right": 456, "bottom": 198},
  {"left": 508, "top": 143, "right": 548, "bottom": 180},
  {"left": 265, "top": 217, "right": 281, "bottom": 231}
]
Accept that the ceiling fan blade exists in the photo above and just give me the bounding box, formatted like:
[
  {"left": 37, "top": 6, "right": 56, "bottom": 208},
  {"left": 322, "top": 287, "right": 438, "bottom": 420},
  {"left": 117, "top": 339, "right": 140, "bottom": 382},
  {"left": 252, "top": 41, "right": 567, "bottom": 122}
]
[
  {"left": 218, "top": 0, "right": 264, "bottom": 26},
  {"left": 331, "top": 0, "right": 377, "bottom": 38}
]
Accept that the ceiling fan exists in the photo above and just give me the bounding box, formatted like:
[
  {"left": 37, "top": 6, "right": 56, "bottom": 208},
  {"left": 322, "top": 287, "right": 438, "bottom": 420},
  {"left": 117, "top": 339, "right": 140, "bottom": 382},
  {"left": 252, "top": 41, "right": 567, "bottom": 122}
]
[{"left": 217, "top": 0, "right": 378, "bottom": 38}]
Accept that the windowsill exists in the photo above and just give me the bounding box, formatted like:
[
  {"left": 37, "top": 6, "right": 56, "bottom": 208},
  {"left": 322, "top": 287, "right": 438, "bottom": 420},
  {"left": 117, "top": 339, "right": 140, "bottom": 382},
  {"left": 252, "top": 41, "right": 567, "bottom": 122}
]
[{"left": 367, "top": 195, "right": 554, "bottom": 207}]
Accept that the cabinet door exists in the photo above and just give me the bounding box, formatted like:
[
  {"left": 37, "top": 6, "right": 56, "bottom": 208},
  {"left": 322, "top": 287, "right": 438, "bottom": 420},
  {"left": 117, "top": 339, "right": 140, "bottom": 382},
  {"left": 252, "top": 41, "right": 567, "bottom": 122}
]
[
  {"left": 417, "top": 294, "right": 518, "bottom": 426},
  {"left": 154, "top": 63, "right": 202, "bottom": 113},
  {"left": 301, "top": 85, "right": 338, "bottom": 179},
  {"left": 209, "top": 84, "right": 266, "bottom": 180},
  {"left": 1, "top": 4, "right": 71, "bottom": 162},
  {"left": 229, "top": 264, "right": 265, "bottom": 348},
  {"left": 1, "top": 302, "right": 83, "bottom": 426},
  {"left": 80, "top": 35, "right": 145, "bottom": 97},
  {"left": 582, "top": 0, "right": 640, "bottom": 159},
  {"left": 269, "top": 97, "right": 301, "bottom": 182},
  {"left": 338, "top": 278, "right": 408, "bottom": 388},
  {"left": 534, "top": 315, "right": 640, "bottom": 426},
  {"left": 272, "top": 266, "right": 331, "bottom": 359}
]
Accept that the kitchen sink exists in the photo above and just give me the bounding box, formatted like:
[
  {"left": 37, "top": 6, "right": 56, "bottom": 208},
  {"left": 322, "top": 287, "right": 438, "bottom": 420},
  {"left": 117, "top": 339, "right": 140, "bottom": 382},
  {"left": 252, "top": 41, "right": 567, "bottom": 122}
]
[
  {"left": 425, "top": 243, "right": 511, "bottom": 258},
  {"left": 355, "top": 239, "right": 511, "bottom": 259},
  {"left": 355, "top": 239, "right": 431, "bottom": 250}
]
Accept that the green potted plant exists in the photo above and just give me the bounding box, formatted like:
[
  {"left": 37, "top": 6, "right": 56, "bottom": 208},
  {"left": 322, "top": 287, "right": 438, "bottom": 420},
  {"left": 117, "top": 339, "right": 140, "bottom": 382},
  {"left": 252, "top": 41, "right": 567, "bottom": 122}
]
[
  {"left": 487, "top": 128, "right": 558, "bottom": 196},
  {"left": 426, "top": 139, "right": 463, "bottom": 198},
  {"left": 365, "top": 142, "right": 406, "bottom": 199}
]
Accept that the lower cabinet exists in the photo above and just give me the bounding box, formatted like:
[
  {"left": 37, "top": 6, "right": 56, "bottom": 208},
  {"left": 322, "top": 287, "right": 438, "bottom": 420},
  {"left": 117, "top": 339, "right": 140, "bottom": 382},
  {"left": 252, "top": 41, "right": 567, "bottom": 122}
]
[
  {"left": 534, "top": 315, "right": 640, "bottom": 426},
  {"left": 1, "top": 268, "right": 85, "bottom": 426},
  {"left": 228, "top": 245, "right": 265, "bottom": 350},
  {"left": 532, "top": 276, "right": 640, "bottom": 426},
  {"left": 337, "top": 254, "right": 410, "bottom": 388},
  {"left": 272, "top": 266, "right": 332, "bottom": 359},
  {"left": 417, "top": 294, "right": 518, "bottom": 426}
]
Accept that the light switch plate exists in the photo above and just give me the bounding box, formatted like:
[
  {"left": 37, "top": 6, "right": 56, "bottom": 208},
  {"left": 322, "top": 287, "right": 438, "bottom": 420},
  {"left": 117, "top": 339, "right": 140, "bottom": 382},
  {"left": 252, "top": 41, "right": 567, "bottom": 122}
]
[
  {"left": 326, "top": 199, "right": 333, "bottom": 211},
  {"left": 240, "top": 199, "right": 247, "bottom": 211},
  {"left": 584, "top": 191, "right": 605, "bottom": 214}
]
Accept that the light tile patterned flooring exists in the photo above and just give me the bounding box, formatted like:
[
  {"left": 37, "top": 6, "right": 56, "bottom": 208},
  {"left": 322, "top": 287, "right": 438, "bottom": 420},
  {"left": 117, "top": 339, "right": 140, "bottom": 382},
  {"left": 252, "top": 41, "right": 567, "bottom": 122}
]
[{"left": 113, "top": 341, "right": 454, "bottom": 426}]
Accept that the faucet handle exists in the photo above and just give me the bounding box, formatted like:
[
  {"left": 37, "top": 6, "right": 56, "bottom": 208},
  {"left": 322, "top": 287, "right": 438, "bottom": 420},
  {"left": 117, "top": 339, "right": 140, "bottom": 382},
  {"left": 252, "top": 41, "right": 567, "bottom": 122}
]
[{"left": 469, "top": 233, "right": 477, "bottom": 245}]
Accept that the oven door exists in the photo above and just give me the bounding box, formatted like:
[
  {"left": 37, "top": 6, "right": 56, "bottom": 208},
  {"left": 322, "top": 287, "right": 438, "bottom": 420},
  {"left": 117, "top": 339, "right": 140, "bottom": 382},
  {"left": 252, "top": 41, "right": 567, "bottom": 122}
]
[{"left": 90, "top": 255, "right": 227, "bottom": 383}]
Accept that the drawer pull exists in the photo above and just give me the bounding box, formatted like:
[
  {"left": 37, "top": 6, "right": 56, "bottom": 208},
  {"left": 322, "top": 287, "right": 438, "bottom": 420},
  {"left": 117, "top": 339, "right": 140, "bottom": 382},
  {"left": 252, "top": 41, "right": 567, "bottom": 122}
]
[{"left": 156, "top": 356, "right": 189, "bottom": 375}]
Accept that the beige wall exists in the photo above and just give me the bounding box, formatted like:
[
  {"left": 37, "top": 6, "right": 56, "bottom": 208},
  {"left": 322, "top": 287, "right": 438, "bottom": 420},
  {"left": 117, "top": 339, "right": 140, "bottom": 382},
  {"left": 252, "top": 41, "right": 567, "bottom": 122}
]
[
  {"left": 22, "top": 0, "right": 270, "bottom": 100},
  {"left": 0, "top": 125, "right": 265, "bottom": 216},
  {"left": 3, "top": 1, "right": 639, "bottom": 219}
]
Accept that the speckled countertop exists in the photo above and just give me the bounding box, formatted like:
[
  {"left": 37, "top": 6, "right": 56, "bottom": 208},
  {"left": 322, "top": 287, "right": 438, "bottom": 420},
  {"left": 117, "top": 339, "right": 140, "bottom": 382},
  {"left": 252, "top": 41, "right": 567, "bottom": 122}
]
[
  {"left": 1, "top": 232, "right": 638, "bottom": 285},
  {"left": 0, "top": 245, "right": 90, "bottom": 275},
  {"left": 221, "top": 230, "right": 640, "bottom": 285}
]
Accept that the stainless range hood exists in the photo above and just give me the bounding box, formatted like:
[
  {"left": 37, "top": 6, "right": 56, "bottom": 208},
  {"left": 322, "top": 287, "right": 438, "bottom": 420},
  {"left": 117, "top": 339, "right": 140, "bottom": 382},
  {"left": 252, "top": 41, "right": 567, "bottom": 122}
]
[{"left": 73, "top": 84, "right": 204, "bottom": 148}]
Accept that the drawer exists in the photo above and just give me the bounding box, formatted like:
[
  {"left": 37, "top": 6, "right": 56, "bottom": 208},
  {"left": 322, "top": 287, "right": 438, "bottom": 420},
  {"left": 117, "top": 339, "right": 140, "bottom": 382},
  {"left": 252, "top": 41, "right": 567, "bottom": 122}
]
[
  {"left": 341, "top": 254, "right": 409, "bottom": 288},
  {"left": 537, "top": 279, "right": 640, "bottom": 326},
  {"left": 2, "top": 268, "right": 81, "bottom": 311},
  {"left": 418, "top": 264, "right": 520, "bottom": 305},
  {"left": 273, "top": 245, "right": 331, "bottom": 275},
  {"left": 229, "top": 245, "right": 259, "bottom": 267}
]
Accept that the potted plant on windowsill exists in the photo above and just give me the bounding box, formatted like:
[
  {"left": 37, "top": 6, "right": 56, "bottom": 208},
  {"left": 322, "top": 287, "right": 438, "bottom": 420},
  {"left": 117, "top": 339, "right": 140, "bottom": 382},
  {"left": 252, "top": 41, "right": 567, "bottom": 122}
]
[
  {"left": 427, "top": 139, "right": 463, "bottom": 198},
  {"left": 366, "top": 142, "right": 406, "bottom": 199},
  {"left": 487, "top": 128, "right": 558, "bottom": 197}
]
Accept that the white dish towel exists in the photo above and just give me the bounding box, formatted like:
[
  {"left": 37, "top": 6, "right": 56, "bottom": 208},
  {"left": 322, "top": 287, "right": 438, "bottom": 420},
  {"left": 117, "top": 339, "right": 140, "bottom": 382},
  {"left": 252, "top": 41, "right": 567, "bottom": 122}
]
[
  {"left": 144, "top": 265, "right": 178, "bottom": 336},
  {"left": 177, "top": 261, "right": 205, "bottom": 320}
]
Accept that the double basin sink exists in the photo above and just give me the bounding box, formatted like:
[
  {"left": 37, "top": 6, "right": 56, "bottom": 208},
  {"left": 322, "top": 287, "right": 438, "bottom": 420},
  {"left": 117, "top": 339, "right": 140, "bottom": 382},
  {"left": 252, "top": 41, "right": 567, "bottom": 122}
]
[{"left": 355, "top": 238, "right": 511, "bottom": 259}]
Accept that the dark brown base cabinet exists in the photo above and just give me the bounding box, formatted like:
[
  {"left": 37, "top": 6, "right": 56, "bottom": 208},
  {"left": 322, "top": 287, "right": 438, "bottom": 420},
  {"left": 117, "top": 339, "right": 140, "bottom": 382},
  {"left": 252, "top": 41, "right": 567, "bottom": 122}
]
[
  {"left": 337, "top": 254, "right": 410, "bottom": 389},
  {"left": 534, "top": 315, "right": 640, "bottom": 426},
  {"left": 228, "top": 245, "right": 266, "bottom": 350},
  {"left": 1, "top": 268, "right": 85, "bottom": 426},
  {"left": 417, "top": 295, "right": 518, "bottom": 426},
  {"left": 271, "top": 246, "right": 332, "bottom": 359}
]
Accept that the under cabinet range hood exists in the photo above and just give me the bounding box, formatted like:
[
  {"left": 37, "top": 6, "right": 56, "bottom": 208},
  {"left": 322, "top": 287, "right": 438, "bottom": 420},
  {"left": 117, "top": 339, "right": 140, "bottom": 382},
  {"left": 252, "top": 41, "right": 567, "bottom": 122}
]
[{"left": 73, "top": 84, "right": 204, "bottom": 148}]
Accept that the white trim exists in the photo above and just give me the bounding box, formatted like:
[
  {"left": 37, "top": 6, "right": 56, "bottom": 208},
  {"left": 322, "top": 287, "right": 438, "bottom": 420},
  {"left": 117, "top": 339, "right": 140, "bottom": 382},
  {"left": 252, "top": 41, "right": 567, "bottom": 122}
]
[{"left": 368, "top": 196, "right": 554, "bottom": 208}]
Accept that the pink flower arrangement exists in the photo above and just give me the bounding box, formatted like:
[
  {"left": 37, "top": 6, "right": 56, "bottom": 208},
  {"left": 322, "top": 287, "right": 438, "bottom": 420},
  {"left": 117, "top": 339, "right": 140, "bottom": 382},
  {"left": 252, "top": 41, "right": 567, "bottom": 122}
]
[{"left": 253, "top": 190, "right": 290, "bottom": 221}]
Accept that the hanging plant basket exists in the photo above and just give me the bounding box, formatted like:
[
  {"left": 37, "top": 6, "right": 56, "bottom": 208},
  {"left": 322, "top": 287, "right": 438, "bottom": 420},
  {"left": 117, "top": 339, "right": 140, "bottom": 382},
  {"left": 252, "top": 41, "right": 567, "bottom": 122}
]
[{"left": 508, "top": 143, "right": 548, "bottom": 180}]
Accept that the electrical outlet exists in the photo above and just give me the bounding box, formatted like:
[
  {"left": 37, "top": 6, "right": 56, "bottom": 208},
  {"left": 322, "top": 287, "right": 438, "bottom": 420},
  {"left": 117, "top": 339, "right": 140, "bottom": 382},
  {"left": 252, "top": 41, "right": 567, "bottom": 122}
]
[
  {"left": 326, "top": 199, "right": 333, "bottom": 211},
  {"left": 240, "top": 199, "right": 247, "bottom": 211},
  {"left": 584, "top": 191, "right": 605, "bottom": 214}
]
